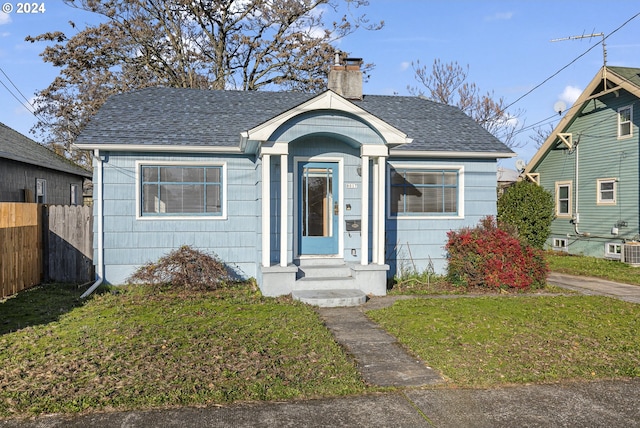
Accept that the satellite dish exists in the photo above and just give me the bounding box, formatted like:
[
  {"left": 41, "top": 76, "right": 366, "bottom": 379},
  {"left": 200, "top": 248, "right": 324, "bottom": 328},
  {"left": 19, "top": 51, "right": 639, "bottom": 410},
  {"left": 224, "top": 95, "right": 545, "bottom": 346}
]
[
  {"left": 553, "top": 100, "right": 566, "bottom": 115},
  {"left": 515, "top": 159, "right": 526, "bottom": 171}
]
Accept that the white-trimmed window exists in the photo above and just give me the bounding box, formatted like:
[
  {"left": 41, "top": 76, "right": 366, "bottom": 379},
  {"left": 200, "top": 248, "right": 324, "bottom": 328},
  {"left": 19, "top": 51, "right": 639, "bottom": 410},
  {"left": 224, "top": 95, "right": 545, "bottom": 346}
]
[
  {"left": 139, "top": 164, "right": 225, "bottom": 218},
  {"left": 70, "top": 184, "right": 79, "bottom": 205},
  {"left": 390, "top": 167, "right": 460, "bottom": 217},
  {"left": 555, "top": 181, "right": 571, "bottom": 217},
  {"left": 597, "top": 178, "right": 616, "bottom": 205},
  {"left": 618, "top": 106, "right": 632, "bottom": 138},
  {"left": 36, "top": 178, "right": 46, "bottom": 204},
  {"left": 552, "top": 237, "right": 568, "bottom": 252},
  {"left": 605, "top": 242, "right": 622, "bottom": 260}
]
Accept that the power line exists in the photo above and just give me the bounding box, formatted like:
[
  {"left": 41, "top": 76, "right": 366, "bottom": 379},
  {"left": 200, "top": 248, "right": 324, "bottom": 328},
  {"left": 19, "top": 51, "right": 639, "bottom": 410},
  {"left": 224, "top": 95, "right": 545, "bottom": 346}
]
[{"left": 504, "top": 12, "right": 640, "bottom": 112}]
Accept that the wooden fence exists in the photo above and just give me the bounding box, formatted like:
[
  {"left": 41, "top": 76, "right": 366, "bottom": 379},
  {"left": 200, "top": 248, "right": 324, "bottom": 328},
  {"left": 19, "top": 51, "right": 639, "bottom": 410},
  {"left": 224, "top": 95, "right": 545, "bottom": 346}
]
[
  {"left": 0, "top": 203, "right": 42, "bottom": 298},
  {"left": 0, "top": 203, "right": 93, "bottom": 299}
]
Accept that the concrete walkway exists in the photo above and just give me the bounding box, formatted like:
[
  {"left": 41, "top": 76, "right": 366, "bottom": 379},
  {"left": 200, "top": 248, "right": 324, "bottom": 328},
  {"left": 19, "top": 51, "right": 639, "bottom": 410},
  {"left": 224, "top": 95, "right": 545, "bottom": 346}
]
[
  {"left": 548, "top": 272, "right": 640, "bottom": 303},
  {"left": 2, "top": 274, "right": 639, "bottom": 427}
]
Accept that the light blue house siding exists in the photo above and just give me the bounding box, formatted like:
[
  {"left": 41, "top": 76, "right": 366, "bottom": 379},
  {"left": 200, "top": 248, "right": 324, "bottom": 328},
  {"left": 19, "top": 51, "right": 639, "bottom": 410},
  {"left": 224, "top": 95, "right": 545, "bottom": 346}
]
[
  {"left": 535, "top": 89, "right": 639, "bottom": 257},
  {"left": 97, "top": 152, "right": 259, "bottom": 284},
  {"left": 76, "top": 85, "right": 514, "bottom": 297},
  {"left": 385, "top": 158, "right": 498, "bottom": 276}
]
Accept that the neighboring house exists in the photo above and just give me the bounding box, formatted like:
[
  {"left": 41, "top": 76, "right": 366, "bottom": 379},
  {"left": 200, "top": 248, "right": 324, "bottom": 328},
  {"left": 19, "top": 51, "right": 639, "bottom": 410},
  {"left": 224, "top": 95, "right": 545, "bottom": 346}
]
[
  {"left": 75, "top": 58, "right": 513, "bottom": 298},
  {"left": 0, "top": 122, "right": 92, "bottom": 205},
  {"left": 523, "top": 66, "right": 640, "bottom": 261},
  {"left": 497, "top": 167, "right": 520, "bottom": 196}
]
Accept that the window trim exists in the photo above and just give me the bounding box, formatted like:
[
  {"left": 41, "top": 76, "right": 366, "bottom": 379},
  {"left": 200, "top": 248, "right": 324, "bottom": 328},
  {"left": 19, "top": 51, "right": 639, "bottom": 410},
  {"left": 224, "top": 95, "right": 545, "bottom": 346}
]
[
  {"left": 135, "top": 161, "right": 227, "bottom": 220},
  {"left": 552, "top": 237, "right": 568, "bottom": 252},
  {"left": 387, "top": 164, "right": 464, "bottom": 220},
  {"left": 596, "top": 178, "right": 617, "bottom": 205},
  {"left": 70, "top": 183, "right": 79, "bottom": 205},
  {"left": 604, "top": 242, "right": 622, "bottom": 260},
  {"left": 618, "top": 105, "right": 633, "bottom": 139},
  {"left": 36, "top": 178, "right": 46, "bottom": 204},
  {"left": 555, "top": 181, "right": 572, "bottom": 218}
]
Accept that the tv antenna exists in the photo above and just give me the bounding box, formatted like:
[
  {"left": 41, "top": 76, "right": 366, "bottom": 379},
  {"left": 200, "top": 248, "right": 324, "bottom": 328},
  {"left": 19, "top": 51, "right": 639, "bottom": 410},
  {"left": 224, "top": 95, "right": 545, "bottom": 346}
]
[{"left": 551, "top": 32, "right": 608, "bottom": 87}]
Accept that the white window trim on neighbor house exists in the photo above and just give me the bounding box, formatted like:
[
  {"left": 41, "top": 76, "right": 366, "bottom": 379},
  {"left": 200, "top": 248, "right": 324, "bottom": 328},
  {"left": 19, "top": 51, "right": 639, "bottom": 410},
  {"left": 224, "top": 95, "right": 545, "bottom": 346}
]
[
  {"left": 36, "top": 178, "right": 46, "bottom": 204},
  {"left": 70, "top": 183, "right": 79, "bottom": 205},
  {"left": 555, "top": 181, "right": 572, "bottom": 218},
  {"left": 387, "top": 163, "right": 464, "bottom": 220},
  {"left": 618, "top": 105, "right": 633, "bottom": 139},
  {"left": 604, "top": 242, "right": 622, "bottom": 260},
  {"left": 135, "top": 161, "right": 228, "bottom": 220},
  {"left": 596, "top": 178, "right": 617, "bottom": 205},
  {"left": 552, "top": 237, "right": 568, "bottom": 252}
]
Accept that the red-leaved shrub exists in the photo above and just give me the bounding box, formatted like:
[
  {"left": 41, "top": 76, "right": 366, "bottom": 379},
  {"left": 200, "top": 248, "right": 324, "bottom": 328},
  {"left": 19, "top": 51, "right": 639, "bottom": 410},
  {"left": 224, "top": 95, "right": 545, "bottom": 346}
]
[{"left": 445, "top": 216, "right": 548, "bottom": 289}]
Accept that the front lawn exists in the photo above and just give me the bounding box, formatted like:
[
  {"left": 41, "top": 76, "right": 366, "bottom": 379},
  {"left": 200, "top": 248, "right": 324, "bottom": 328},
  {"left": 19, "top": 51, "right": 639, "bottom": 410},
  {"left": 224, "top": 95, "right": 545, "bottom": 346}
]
[
  {"left": 367, "top": 295, "right": 640, "bottom": 387},
  {"left": 0, "top": 284, "right": 366, "bottom": 417}
]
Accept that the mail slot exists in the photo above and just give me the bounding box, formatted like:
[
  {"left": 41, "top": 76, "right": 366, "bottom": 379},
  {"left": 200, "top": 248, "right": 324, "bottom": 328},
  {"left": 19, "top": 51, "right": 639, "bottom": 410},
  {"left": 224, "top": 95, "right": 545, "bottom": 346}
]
[{"left": 345, "top": 220, "right": 361, "bottom": 232}]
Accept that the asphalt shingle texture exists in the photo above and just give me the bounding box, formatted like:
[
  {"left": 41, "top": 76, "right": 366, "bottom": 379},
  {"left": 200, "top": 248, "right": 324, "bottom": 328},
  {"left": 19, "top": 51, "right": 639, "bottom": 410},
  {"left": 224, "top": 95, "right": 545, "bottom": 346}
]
[
  {"left": 75, "top": 87, "right": 513, "bottom": 155},
  {"left": 0, "top": 122, "right": 91, "bottom": 178}
]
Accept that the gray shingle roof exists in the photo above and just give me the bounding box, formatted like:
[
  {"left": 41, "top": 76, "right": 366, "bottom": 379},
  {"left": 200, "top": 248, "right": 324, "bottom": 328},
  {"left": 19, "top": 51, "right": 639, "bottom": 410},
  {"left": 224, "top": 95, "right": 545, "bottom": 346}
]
[
  {"left": 0, "top": 122, "right": 91, "bottom": 178},
  {"left": 75, "top": 87, "right": 512, "bottom": 155}
]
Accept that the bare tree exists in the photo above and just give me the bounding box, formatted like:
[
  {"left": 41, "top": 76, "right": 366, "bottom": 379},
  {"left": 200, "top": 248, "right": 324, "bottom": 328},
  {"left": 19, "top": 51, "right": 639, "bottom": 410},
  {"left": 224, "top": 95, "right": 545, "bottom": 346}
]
[
  {"left": 529, "top": 123, "right": 555, "bottom": 149},
  {"left": 408, "top": 59, "right": 525, "bottom": 149},
  {"left": 27, "top": 0, "right": 383, "bottom": 166}
]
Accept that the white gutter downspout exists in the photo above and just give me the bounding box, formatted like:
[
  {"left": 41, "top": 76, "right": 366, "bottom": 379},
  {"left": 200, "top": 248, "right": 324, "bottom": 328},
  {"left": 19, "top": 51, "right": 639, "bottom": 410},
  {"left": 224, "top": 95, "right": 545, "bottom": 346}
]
[{"left": 81, "top": 149, "right": 104, "bottom": 298}]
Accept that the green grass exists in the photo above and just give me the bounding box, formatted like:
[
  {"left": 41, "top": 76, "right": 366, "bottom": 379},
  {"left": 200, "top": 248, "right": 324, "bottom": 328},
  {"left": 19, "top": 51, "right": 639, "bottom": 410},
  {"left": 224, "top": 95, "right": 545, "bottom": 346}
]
[
  {"left": 547, "top": 251, "right": 640, "bottom": 285},
  {"left": 367, "top": 296, "right": 640, "bottom": 387},
  {"left": 0, "top": 284, "right": 366, "bottom": 417}
]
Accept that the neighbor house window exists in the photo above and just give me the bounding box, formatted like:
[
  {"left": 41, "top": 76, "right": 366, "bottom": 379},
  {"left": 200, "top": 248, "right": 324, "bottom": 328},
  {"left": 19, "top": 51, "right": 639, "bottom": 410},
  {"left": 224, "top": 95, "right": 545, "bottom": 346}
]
[
  {"left": 70, "top": 184, "right": 79, "bottom": 205},
  {"left": 390, "top": 167, "right": 459, "bottom": 216},
  {"left": 605, "top": 242, "right": 622, "bottom": 259},
  {"left": 140, "top": 165, "right": 224, "bottom": 217},
  {"left": 552, "top": 237, "right": 568, "bottom": 252},
  {"left": 36, "top": 179, "right": 46, "bottom": 204},
  {"left": 618, "top": 106, "right": 632, "bottom": 138},
  {"left": 597, "top": 178, "right": 616, "bottom": 205},
  {"left": 555, "top": 181, "right": 571, "bottom": 217}
]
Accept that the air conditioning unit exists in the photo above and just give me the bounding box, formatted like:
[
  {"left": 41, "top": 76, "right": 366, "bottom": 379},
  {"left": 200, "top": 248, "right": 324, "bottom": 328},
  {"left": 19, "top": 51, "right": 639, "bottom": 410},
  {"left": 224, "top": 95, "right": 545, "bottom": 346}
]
[{"left": 622, "top": 243, "right": 640, "bottom": 267}]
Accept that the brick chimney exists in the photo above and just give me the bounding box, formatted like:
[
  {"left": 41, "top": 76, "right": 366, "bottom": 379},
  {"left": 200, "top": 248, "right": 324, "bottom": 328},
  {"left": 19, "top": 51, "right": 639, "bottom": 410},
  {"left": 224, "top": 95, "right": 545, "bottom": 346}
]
[{"left": 327, "top": 53, "right": 363, "bottom": 100}]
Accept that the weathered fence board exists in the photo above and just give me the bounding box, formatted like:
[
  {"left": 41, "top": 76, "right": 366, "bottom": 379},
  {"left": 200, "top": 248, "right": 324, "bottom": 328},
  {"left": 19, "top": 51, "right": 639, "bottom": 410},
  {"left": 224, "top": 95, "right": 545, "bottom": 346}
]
[
  {"left": 1, "top": 203, "right": 93, "bottom": 299},
  {"left": 45, "top": 205, "right": 93, "bottom": 283},
  {"left": 0, "top": 203, "right": 42, "bottom": 298}
]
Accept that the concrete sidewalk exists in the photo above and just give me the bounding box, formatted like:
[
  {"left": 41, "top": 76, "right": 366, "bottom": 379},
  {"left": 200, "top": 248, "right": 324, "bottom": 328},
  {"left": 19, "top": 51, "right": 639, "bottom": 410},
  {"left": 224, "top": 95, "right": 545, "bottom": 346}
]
[
  {"left": 548, "top": 272, "right": 640, "bottom": 303},
  {"left": 2, "top": 379, "right": 639, "bottom": 427}
]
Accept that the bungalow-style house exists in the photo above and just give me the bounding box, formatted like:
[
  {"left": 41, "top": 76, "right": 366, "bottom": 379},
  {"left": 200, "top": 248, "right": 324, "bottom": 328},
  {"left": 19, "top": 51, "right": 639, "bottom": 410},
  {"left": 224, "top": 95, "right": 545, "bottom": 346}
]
[
  {"left": 523, "top": 66, "right": 640, "bottom": 262},
  {"left": 75, "top": 58, "right": 513, "bottom": 302},
  {"left": 0, "top": 122, "right": 91, "bottom": 205}
]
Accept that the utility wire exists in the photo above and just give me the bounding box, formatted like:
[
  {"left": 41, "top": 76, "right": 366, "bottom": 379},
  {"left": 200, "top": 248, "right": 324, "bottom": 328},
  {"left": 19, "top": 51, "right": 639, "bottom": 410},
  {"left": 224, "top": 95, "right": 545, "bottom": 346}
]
[
  {"left": 0, "top": 66, "right": 35, "bottom": 109},
  {"left": 504, "top": 11, "right": 640, "bottom": 112}
]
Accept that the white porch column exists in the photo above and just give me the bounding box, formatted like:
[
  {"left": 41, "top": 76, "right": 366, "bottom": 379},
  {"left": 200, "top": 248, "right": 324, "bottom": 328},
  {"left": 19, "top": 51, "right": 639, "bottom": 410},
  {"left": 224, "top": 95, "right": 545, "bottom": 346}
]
[
  {"left": 280, "top": 154, "right": 288, "bottom": 267},
  {"left": 360, "top": 155, "right": 369, "bottom": 265},
  {"left": 261, "top": 154, "right": 271, "bottom": 267},
  {"left": 376, "top": 157, "right": 386, "bottom": 265},
  {"left": 372, "top": 158, "right": 379, "bottom": 264}
]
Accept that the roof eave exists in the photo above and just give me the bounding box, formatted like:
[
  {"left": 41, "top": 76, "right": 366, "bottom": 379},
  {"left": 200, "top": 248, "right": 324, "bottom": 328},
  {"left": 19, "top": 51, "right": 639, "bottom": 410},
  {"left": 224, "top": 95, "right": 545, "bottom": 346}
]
[{"left": 389, "top": 149, "right": 516, "bottom": 159}]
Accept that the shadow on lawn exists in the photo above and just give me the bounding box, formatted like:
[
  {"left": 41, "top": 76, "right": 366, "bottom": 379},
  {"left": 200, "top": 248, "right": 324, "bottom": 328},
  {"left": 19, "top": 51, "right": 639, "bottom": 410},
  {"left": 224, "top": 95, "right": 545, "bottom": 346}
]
[{"left": 0, "top": 283, "right": 92, "bottom": 335}]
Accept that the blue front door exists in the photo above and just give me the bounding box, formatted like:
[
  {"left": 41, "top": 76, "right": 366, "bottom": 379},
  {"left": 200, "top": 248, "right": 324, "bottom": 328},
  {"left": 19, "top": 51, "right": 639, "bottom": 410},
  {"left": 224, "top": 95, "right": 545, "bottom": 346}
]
[{"left": 298, "top": 162, "right": 339, "bottom": 255}]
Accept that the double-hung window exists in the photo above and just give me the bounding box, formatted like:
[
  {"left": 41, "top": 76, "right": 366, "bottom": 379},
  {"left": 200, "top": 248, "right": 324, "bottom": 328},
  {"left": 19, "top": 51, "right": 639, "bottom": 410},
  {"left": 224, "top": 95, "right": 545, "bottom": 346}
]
[
  {"left": 597, "top": 178, "right": 616, "bottom": 205},
  {"left": 140, "top": 164, "right": 224, "bottom": 217},
  {"left": 555, "top": 181, "right": 571, "bottom": 217},
  {"left": 390, "top": 167, "right": 460, "bottom": 216},
  {"left": 618, "top": 106, "right": 632, "bottom": 138}
]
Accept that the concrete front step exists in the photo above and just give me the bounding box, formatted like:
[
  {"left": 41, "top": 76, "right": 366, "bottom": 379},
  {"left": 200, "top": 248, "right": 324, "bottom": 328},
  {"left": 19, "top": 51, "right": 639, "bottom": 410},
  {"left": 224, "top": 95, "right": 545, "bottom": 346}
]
[
  {"left": 297, "top": 264, "right": 352, "bottom": 279},
  {"left": 292, "top": 289, "right": 367, "bottom": 307},
  {"left": 293, "top": 276, "right": 357, "bottom": 290}
]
